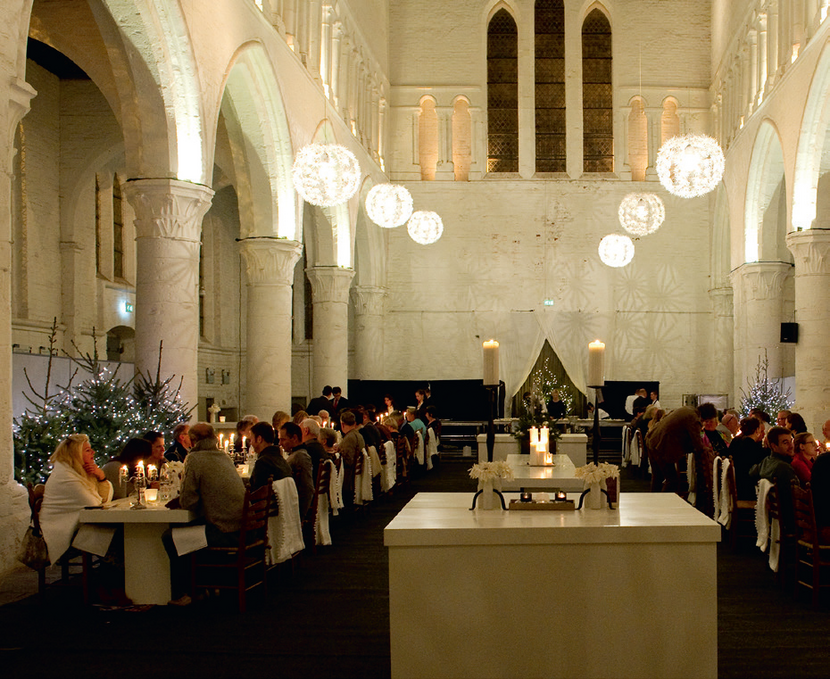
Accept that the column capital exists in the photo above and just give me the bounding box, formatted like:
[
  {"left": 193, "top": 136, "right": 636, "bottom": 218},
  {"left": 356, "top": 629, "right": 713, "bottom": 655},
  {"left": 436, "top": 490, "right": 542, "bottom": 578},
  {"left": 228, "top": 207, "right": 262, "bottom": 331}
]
[
  {"left": 8, "top": 77, "right": 36, "bottom": 147},
  {"left": 709, "top": 286, "right": 733, "bottom": 317},
  {"left": 306, "top": 266, "right": 355, "bottom": 303},
  {"left": 351, "top": 285, "right": 386, "bottom": 315},
  {"left": 786, "top": 228, "right": 830, "bottom": 276},
  {"left": 239, "top": 239, "right": 302, "bottom": 286},
  {"left": 124, "top": 178, "right": 214, "bottom": 241},
  {"left": 730, "top": 261, "right": 792, "bottom": 301}
]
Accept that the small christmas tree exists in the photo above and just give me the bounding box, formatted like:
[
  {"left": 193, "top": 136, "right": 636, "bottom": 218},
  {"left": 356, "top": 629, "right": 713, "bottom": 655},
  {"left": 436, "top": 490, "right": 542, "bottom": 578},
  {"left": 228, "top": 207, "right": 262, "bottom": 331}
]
[{"left": 739, "top": 351, "right": 793, "bottom": 418}]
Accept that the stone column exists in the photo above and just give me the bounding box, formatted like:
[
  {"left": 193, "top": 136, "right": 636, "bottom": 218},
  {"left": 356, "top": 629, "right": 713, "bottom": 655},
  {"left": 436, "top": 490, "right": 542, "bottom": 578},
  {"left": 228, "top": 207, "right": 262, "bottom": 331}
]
[
  {"left": 730, "top": 262, "right": 791, "bottom": 402},
  {"left": 124, "top": 178, "right": 214, "bottom": 417},
  {"left": 787, "top": 229, "right": 830, "bottom": 433},
  {"left": 352, "top": 286, "right": 386, "bottom": 380},
  {"left": 0, "top": 75, "right": 38, "bottom": 575},
  {"left": 710, "top": 286, "right": 734, "bottom": 402},
  {"left": 307, "top": 266, "right": 354, "bottom": 396},
  {"left": 239, "top": 239, "right": 302, "bottom": 421}
]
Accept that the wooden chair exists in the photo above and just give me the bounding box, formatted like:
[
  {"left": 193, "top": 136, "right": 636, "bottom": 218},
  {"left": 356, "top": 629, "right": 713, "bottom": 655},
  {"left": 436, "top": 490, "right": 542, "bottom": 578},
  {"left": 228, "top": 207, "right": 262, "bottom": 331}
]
[
  {"left": 768, "top": 480, "right": 798, "bottom": 591},
  {"left": 190, "top": 483, "right": 272, "bottom": 613},
  {"left": 699, "top": 445, "right": 717, "bottom": 519},
  {"left": 792, "top": 481, "right": 830, "bottom": 608},
  {"left": 304, "top": 461, "right": 332, "bottom": 553},
  {"left": 724, "top": 457, "right": 756, "bottom": 548}
]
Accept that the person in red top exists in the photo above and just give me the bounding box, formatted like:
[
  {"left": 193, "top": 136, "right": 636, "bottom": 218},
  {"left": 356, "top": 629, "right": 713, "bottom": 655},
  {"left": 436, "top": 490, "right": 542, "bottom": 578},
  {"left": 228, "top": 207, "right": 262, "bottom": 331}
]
[{"left": 791, "top": 431, "right": 819, "bottom": 486}]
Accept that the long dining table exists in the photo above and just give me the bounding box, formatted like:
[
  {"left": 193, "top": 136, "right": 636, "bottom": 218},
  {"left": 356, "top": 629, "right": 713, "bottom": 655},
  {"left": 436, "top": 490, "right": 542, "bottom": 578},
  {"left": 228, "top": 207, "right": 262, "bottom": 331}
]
[{"left": 79, "top": 497, "right": 194, "bottom": 605}]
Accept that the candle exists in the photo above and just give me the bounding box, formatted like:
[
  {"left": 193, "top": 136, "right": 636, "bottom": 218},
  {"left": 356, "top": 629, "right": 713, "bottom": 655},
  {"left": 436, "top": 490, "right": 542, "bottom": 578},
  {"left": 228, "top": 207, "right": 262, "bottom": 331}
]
[
  {"left": 555, "top": 491, "right": 567, "bottom": 502},
  {"left": 529, "top": 426, "right": 538, "bottom": 447},
  {"left": 539, "top": 426, "right": 549, "bottom": 454},
  {"left": 136, "top": 460, "right": 145, "bottom": 477},
  {"left": 147, "top": 464, "right": 157, "bottom": 481},
  {"left": 588, "top": 340, "right": 605, "bottom": 387},
  {"left": 219, "top": 433, "right": 224, "bottom": 448},
  {"left": 242, "top": 436, "right": 246, "bottom": 451},
  {"left": 483, "top": 339, "right": 500, "bottom": 385},
  {"left": 224, "top": 438, "right": 230, "bottom": 452}
]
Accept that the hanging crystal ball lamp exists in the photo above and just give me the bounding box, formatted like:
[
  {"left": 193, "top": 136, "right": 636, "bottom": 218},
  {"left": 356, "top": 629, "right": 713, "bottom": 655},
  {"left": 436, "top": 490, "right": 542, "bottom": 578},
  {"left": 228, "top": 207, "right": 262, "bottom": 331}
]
[
  {"left": 598, "top": 234, "right": 635, "bottom": 268},
  {"left": 656, "top": 134, "right": 724, "bottom": 198},
  {"left": 292, "top": 143, "right": 361, "bottom": 206},
  {"left": 407, "top": 211, "right": 443, "bottom": 245},
  {"left": 365, "top": 184, "right": 413, "bottom": 228},
  {"left": 618, "top": 192, "right": 665, "bottom": 237}
]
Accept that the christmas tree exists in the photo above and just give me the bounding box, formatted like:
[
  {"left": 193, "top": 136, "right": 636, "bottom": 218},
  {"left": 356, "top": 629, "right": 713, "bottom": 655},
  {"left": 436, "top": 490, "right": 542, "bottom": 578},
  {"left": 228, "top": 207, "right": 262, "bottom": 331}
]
[{"left": 739, "top": 351, "right": 793, "bottom": 418}]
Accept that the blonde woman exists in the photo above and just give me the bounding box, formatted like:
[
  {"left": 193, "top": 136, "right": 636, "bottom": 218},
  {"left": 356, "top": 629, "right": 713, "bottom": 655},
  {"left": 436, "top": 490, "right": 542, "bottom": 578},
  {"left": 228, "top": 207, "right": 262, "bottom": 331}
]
[{"left": 40, "top": 434, "right": 113, "bottom": 564}]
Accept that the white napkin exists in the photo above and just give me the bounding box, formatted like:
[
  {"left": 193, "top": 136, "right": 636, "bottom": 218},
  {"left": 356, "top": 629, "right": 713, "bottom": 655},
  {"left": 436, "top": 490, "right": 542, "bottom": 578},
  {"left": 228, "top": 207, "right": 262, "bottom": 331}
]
[
  {"left": 171, "top": 525, "right": 208, "bottom": 556},
  {"left": 72, "top": 524, "right": 116, "bottom": 557}
]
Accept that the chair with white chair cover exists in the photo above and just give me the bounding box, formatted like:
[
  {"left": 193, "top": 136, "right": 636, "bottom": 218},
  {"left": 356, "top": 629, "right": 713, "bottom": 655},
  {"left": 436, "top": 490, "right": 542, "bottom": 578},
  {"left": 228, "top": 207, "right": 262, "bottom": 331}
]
[
  {"left": 354, "top": 449, "right": 374, "bottom": 506},
  {"left": 425, "top": 429, "right": 439, "bottom": 471},
  {"left": 414, "top": 430, "right": 425, "bottom": 467},
  {"left": 381, "top": 440, "right": 397, "bottom": 493},
  {"left": 267, "top": 477, "right": 305, "bottom": 566},
  {"left": 308, "top": 459, "right": 337, "bottom": 549},
  {"left": 621, "top": 424, "right": 632, "bottom": 467}
]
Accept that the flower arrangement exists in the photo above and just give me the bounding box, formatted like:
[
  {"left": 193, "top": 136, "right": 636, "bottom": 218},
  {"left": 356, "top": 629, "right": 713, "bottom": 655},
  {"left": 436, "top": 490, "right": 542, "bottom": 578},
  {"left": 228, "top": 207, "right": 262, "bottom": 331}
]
[
  {"left": 469, "top": 461, "right": 514, "bottom": 483},
  {"left": 574, "top": 462, "right": 619, "bottom": 486}
]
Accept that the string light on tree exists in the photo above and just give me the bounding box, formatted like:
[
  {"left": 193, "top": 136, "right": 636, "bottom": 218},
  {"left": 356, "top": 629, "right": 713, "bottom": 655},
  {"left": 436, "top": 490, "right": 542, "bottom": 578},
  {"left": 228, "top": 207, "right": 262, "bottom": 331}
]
[
  {"left": 292, "top": 143, "right": 361, "bottom": 206},
  {"left": 365, "top": 184, "right": 413, "bottom": 228},
  {"left": 618, "top": 193, "right": 665, "bottom": 237},
  {"left": 656, "top": 134, "right": 724, "bottom": 198},
  {"left": 407, "top": 211, "right": 444, "bottom": 244},
  {"left": 598, "top": 234, "right": 635, "bottom": 268}
]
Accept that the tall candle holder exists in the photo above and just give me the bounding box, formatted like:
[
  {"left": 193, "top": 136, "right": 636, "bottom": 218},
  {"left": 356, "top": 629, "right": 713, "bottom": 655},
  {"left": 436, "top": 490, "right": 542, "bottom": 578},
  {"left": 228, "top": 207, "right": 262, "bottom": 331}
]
[{"left": 128, "top": 462, "right": 148, "bottom": 510}]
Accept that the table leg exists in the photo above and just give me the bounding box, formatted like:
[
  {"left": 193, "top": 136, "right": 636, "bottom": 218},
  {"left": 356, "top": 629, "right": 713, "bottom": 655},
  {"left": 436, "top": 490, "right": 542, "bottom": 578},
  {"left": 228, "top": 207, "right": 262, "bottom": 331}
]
[{"left": 123, "top": 523, "right": 172, "bottom": 605}]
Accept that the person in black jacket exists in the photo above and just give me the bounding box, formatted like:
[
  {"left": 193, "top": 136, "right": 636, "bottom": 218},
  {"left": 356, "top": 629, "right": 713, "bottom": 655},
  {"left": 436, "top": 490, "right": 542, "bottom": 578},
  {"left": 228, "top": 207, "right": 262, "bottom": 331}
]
[{"left": 249, "top": 422, "right": 291, "bottom": 492}]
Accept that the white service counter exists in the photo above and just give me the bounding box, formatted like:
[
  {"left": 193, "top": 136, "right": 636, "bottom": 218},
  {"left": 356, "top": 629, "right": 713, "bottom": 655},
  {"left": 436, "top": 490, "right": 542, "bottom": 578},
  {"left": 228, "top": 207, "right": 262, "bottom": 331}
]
[{"left": 385, "top": 492, "right": 720, "bottom": 679}]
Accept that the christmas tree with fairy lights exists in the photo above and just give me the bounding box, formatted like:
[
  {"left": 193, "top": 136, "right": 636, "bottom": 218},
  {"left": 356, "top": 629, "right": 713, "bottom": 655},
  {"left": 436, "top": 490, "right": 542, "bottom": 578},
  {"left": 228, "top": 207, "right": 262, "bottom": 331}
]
[{"left": 739, "top": 350, "right": 794, "bottom": 418}]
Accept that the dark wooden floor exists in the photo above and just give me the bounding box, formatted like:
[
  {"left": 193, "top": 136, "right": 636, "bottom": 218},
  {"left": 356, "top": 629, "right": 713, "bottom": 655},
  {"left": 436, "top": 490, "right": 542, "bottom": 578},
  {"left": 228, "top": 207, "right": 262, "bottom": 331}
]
[{"left": 1, "top": 459, "right": 829, "bottom": 678}]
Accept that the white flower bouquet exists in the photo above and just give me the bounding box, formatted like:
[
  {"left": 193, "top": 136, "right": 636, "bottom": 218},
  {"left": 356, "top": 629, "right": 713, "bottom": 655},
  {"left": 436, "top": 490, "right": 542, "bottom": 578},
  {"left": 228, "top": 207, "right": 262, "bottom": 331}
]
[
  {"left": 574, "top": 462, "right": 619, "bottom": 486},
  {"left": 469, "top": 461, "right": 514, "bottom": 483}
]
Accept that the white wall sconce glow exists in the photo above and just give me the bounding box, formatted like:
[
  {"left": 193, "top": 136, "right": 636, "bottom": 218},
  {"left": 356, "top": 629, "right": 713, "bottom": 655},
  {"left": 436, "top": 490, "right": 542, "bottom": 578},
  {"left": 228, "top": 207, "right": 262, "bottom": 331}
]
[
  {"left": 366, "top": 184, "right": 413, "bottom": 228},
  {"left": 598, "top": 234, "right": 635, "bottom": 268},
  {"left": 407, "top": 211, "right": 443, "bottom": 245},
  {"left": 292, "top": 143, "right": 361, "bottom": 207},
  {"left": 618, "top": 193, "right": 665, "bottom": 237},
  {"left": 656, "top": 134, "right": 724, "bottom": 198}
]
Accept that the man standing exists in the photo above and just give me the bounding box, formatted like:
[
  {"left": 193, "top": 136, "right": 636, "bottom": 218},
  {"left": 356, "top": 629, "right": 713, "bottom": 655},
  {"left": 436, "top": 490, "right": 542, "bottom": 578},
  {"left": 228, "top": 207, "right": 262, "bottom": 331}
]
[
  {"left": 278, "top": 422, "right": 314, "bottom": 519},
  {"left": 249, "top": 421, "right": 291, "bottom": 491},
  {"left": 306, "top": 385, "right": 333, "bottom": 416},
  {"left": 164, "top": 422, "right": 245, "bottom": 605},
  {"left": 331, "top": 386, "right": 350, "bottom": 417},
  {"left": 165, "top": 423, "right": 191, "bottom": 463},
  {"left": 339, "top": 410, "right": 366, "bottom": 507}
]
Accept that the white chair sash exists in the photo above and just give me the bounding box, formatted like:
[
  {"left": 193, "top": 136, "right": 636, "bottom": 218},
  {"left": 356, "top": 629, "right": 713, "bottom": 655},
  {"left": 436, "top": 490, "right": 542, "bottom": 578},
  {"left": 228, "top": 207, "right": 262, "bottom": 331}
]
[
  {"left": 381, "top": 440, "right": 396, "bottom": 493},
  {"left": 414, "top": 430, "right": 425, "bottom": 466},
  {"left": 426, "top": 430, "right": 439, "bottom": 471},
  {"left": 268, "top": 477, "right": 305, "bottom": 564},
  {"left": 354, "top": 449, "right": 374, "bottom": 506}
]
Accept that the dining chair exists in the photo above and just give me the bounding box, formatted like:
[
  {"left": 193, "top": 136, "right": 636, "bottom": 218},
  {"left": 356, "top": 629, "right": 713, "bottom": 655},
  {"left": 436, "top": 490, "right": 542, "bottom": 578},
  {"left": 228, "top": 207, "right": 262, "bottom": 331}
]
[
  {"left": 699, "top": 445, "right": 718, "bottom": 519},
  {"left": 724, "top": 457, "right": 756, "bottom": 549},
  {"left": 189, "top": 482, "right": 272, "bottom": 613},
  {"left": 792, "top": 481, "right": 830, "bottom": 608},
  {"left": 768, "top": 480, "right": 798, "bottom": 591},
  {"left": 304, "top": 461, "right": 332, "bottom": 553}
]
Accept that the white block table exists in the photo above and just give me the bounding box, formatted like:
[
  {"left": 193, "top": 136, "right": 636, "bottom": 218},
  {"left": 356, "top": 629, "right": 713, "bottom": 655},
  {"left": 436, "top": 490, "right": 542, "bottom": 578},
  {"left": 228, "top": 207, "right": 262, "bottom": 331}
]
[
  {"left": 476, "top": 433, "right": 520, "bottom": 462},
  {"left": 557, "top": 432, "right": 588, "bottom": 466},
  {"left": 501, "top": 453, "right": 585, "bottom": 492},
  {"left": 385, "top": 492, "right": 719, "bottom": 679}
]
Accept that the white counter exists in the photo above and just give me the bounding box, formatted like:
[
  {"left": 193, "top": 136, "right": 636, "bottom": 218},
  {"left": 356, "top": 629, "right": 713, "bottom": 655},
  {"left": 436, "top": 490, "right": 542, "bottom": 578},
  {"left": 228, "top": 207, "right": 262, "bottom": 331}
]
[
  {"left": 475, "top": 433, "right": 520, "bottom": 462},
  {"left": 385, "top": 492, "right": 720, "bottom": 679},
  {"left": 501, "top": 453, "right": 584, "bottom": 492}
]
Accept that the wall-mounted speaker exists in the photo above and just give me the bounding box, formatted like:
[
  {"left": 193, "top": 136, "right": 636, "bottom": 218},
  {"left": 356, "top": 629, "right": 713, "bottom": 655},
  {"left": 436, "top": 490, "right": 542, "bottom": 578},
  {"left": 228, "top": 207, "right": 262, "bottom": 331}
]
[{"left": 781, "top": 322, "right": 799, "bottom": 343}]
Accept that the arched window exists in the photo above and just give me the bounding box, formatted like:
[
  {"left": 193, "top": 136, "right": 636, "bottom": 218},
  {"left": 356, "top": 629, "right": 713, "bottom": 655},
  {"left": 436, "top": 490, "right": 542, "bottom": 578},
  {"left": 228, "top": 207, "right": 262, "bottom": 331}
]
[
  {"left": 419, "top": 97, "right": 438, "bottom": 180},
  {"left": 535, "top": 0, "right": 566, "bottom": 172},
  {"left": 582, "top": 9, "right": 612, "bottom": 172},
  {"left": 628, "top": 97, "right": 647, "bottom": 181},
  {"left": 487, "top": 9, "right": 518, "bottom": 172},
  {"left": 452, "top": 98, "right": 472, "bottom": 181},
  {"left": 112, "top": 174, "right": 124, "bottom": 279},
  {"left": 661, "top": 98, "right": 680, "bottom": 145}
]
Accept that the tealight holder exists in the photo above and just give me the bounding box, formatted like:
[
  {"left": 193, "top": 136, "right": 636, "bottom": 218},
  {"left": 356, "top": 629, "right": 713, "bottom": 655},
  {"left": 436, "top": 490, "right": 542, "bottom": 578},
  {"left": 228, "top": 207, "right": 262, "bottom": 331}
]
[
  {"left": 520, "top": 490, "right": 533, "bottom": 503},
  {"left": 554, "top": 490, "right": 568, "bottom": 502}
]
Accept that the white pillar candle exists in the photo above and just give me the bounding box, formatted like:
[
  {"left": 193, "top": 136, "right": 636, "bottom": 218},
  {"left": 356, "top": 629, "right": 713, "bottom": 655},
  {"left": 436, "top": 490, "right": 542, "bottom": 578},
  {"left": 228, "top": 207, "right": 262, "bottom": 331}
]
[
  {"left": 483, "top": 339, "right": 500, "bottom": 385},
  {"left": 588, "top": 340, "right": 605, "bottom": 386},
  {"left": 530, "top": 426, "right": 538, "bottom": 447}
]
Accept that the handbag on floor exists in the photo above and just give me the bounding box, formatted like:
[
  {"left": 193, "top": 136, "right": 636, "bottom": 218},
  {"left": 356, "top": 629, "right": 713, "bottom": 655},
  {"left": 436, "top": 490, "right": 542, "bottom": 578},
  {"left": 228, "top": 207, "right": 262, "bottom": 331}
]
[{"left": 18, "top": 525, "right": 50, "bottom": 570}]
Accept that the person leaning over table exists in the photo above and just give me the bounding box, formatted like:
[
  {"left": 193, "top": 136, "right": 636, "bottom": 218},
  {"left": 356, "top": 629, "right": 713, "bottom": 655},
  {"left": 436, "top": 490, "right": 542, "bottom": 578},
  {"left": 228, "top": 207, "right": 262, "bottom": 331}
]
[
  {"left": 40, "top": 434, "right": 114, "bottom": 565},
  {"left": 101, "top": 437, "right": 152, "bottom": 500},
  {"left": 645, "top": 406, "right": 705, "bottom": 495},
  {"left": 162, "top": 422, "right": 246, "bottom": 606}
]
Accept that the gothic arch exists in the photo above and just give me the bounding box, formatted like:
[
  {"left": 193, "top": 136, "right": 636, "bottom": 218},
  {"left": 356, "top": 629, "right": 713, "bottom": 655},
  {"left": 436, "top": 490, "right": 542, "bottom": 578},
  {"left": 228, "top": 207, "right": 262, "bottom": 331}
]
[{"left": 745, "top": 120, "right": 789, "bottom": 263}]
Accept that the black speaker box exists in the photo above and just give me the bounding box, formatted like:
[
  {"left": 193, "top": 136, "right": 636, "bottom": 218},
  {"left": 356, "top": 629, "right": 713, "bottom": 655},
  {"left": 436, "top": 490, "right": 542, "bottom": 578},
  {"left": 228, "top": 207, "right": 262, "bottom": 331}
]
[{"left": 781, "top": 322, "right": 798, "bottom": 343}]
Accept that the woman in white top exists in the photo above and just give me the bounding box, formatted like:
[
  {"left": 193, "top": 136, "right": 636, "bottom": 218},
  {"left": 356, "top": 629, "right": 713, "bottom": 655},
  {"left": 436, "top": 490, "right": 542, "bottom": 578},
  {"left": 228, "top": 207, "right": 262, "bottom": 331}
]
[{"left": 39, "top": 434, "right": 113, "bottom": 564}]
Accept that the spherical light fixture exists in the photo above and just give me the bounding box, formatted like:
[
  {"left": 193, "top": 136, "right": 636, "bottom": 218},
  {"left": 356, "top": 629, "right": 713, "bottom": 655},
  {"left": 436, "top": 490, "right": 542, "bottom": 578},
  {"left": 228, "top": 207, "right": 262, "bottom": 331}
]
[
  {"left": 598, "top": 234, "right": 635, "bottom": 268},
  {"left": 656, "top": 134, "right": 724, "bottom": 198},
  {"left": 618, "top": 192, "right": 665, "bottom": 237},
  {"left": 407, "top": 211, "right": 443, "bottom": 245},
  {"left": 365, "top": 184, "right": 413, "bottom": 228},
  {"left": 292, "top": 143, "right": 361, "bottom": 206}
]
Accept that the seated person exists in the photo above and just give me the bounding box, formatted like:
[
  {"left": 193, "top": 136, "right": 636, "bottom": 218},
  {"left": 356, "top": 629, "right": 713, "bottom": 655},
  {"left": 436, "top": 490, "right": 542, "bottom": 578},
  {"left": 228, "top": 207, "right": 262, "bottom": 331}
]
[
  {"left": 729, "top": 417, "right": 766, "bottom": 501},
  {"left": 717, "top": 410, "right": 740, "bottom": 445},
  {"left": 791, "top": 431, "right": 819, "bottom": 486},
  {"left": 300, "top": 418, "right": 331, "bottom": 478},
  {"left": 810, "top": 450, "right": 830, "bottom": 528},
  {"left": 102, "top": 437, "right": 152, "bottom": 500},
  {"left": 338, "top": 410, "right": 366, "bottom": 506},
  {"left": 749, "top": 426, "right": 797, "bottom": 527},
  {"left": 164, "top": 422, "right": 192, "bottom": 463},
  {"left": 786, "top": 412, "right": 808, "bottom": 435},
  {"left": 40, "top": 434, "right": 113, "bottom": 565},
  {"left": 233, "top": 415, "right": 258, "bottom": 454},
  {"left": 318, "top": 427, "right": 339, "bottom": 457},
  {"left": 163, "top": 423, "right": 245, "bottom": 605},
  {"left": 271, "top": 410, "right": 290, "bottom": 432},
  {"left": 279, "top": 422, "right": 314, "bottom": 519},
  {"left": 249, "top": 421, "right": 291, "bottom": 492},
  {"left": 142, "top": 430, "right": 166, "bottom": 486},
  {"left": 405, "top": 407, "right": 427, "bottom": 438},
  {"left": 425, "top": 405, "right": 442, "bottom": 443},
  {"left": 698, "top": 402, "right": 728, "bottom": 456}
]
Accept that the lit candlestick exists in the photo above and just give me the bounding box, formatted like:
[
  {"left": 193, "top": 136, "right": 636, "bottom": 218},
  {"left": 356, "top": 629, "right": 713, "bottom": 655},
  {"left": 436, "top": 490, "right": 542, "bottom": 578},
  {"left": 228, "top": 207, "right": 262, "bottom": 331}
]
[
  {"left": 119, "top": 465, "right": 128, "bottom": 484},
  {"left": 219, "top": 433, "right": 224, "bottom": 449},
  {"left": 147, "top": 464, "right": 157, "bottom": 481},
  {"left": 224, "top": 438, "right": 230, "bottom": 452},
  {"left": 136, "top": 460, "right": 145, "bottom": 477},
  {"left": 242, "top": 436, "right": 246, "bottom": 451},
  {"left": 588, "top": 340, "right": 605, "bottom": 387},
  {"left": 483, "top": 339, "right": 500, "bottom": 386}
]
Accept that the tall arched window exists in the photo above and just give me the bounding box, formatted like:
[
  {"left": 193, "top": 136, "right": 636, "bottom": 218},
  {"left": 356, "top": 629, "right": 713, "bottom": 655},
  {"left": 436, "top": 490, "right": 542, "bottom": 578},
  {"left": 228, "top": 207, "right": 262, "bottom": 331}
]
[
  {"left": 419, "top": 97, "right": 439, "bottom": 180},
  {"left": 535, "top": 0, "right": 566, "bottom": 172},
  {"left": 628, "top": 97, "right": 647, "bottom": 181},
  {"left": 487, "top": 9, "right": 518, "bottom": 172},
  {"left": 452, "top": 98, "right": 472, "bottom": 181},
  {"left": 582, "top": 9, "right": 612, "bottom": 172},
  {"left": 112, "top": 174, "right": 124, "bottom": 279}
]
